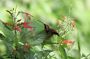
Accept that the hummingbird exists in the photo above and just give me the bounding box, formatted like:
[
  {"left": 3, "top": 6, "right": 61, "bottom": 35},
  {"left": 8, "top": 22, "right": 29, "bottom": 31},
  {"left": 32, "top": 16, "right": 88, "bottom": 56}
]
[{"left": 44, "top": 23, "right": 59, "bottom": 36}]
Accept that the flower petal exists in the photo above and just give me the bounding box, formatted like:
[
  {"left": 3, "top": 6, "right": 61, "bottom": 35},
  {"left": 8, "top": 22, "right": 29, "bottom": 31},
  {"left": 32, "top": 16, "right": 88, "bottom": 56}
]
[
  {"left": 62, "top": 40, "right": 74, "bottom": 45},
  {"left": 23, "top": 22, "right": 32, "bottom": 30},
  {"left": 13, "top": 26, "right": 21, "bottom": 32}
]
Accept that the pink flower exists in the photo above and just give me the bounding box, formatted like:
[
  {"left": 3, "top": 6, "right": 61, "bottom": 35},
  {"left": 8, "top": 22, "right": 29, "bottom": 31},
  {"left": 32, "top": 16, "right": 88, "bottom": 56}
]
[{"left": 13, "top": 26, "right": 21, "bottom": 32}]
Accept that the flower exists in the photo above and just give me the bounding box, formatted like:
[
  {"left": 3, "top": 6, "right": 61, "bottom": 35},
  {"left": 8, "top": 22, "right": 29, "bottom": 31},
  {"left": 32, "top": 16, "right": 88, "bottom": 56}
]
[
  {"left": 24, "top": 43, "right": 30, "bottom": 49},
  {"left": 13, "top": 22, "right": 33, "bottom": 32},
  {"left": 13, "top": 26, "right": 21, "bottom": 32},
  {"left": 23, "top": 43, "right": 31, "bottom": 52},
  {"left": 56, "top": 20, "right": 62, "bottom": 25},
  {"left": 4, "top": 10, "right": 33, "bottom": 32},
  {"left": 71, "top": 20, "right": 75, "bottom": 27},
  {"left": 62, "top": 16, "right": 67, "bottom": 20},
  {"left": 22, "top": 22, "right": 32, "bottom": 30},
  {"left": 22, "top": 12, "right": 32, "bottom": 20},
  {"left": 24, "top": 12, "right": 31, "bottom": 16},
  {"left": 62, "top": 40, "right": 74, "bottom": 45}
]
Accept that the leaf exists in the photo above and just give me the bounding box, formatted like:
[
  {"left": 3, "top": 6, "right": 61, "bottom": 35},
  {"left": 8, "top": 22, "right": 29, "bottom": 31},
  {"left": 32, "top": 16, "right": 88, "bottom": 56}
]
[
  {"left": 0, "top": 19, "right": 13, "bottom": 31},
  {"left": 0, "top": 31, "right": 5, "bottom": 38},
  {"left": 59, "top": 45, "right": 67, "bottom": 59},
  {"left": 67, "top": 56, "right": 75, "bottom": 59}
]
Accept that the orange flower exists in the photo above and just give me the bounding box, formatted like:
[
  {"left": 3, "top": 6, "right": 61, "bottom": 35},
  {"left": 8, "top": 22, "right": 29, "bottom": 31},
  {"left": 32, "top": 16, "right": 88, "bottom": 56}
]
[{"left": 62, "top": 40, "right": 74, "bottom": 45}]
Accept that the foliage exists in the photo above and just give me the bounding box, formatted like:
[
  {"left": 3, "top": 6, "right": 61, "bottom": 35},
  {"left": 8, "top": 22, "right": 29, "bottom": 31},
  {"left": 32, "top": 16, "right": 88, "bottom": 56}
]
[
  {"left": 0, "top": 8, "right": 76, "bottom": 59},
  {"left": 0, "top": 0, "right": 90, "bottom": 59}
]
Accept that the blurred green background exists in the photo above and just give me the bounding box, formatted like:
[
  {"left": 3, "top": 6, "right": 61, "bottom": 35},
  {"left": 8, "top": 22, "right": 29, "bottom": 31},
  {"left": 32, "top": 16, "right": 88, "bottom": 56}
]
[{"left": 0, "top": 0, "right": 90, "bottom": 59}]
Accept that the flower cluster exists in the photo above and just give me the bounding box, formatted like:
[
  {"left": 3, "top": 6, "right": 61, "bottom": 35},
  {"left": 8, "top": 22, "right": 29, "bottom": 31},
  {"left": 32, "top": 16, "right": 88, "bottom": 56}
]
[{"left": 5, "top": 10, "right": 33, "bottom": 32}]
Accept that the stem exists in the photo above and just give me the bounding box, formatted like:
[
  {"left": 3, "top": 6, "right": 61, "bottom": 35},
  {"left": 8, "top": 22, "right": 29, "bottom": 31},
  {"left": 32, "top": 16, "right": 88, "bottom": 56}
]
[
  {"left": 45, "top": 42, "right": 59, "bottom": 44},
  {"left": 14, "top": 30, "right": 18, "bottom": 45},
  {"left": 11, "top": 9, "right": 18, "bottom": 46},
  {"left": 77, "top": 32, "right": 81, "bottom": 59}
]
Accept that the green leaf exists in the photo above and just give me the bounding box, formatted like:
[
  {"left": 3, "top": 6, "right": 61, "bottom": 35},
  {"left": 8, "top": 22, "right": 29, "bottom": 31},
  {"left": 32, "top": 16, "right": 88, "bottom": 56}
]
[{"left": 59, "top": 45, "right": 67, "bottom": 59}]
